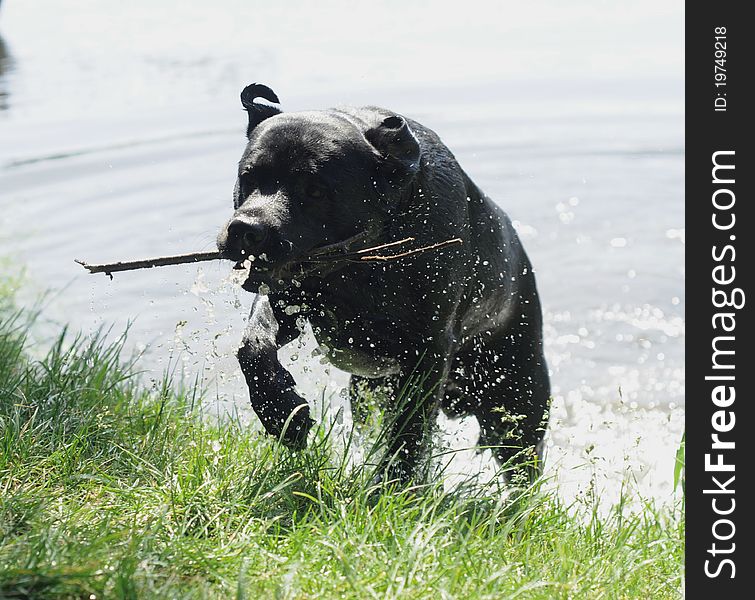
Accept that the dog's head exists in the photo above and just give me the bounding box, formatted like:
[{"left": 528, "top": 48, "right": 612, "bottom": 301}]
[{"left": 217, "top": 84, "right": 421, "bottom": 292}]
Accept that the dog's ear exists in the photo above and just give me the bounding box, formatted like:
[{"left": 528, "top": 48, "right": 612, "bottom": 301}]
[
  {"left": 366, "top": 115, "right": 420, "bottom": 178},
  {"left": 241, "top": 83, "right": 281, "bottom": 138}
]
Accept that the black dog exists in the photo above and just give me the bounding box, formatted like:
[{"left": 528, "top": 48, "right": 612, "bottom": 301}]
[{"left": 217, "top": 84, "right": 550, "bottom": 483}]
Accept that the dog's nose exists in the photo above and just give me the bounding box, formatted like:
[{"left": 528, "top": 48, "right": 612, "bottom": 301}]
[{"left": 228, "top": 219, "right": 269, "bottom": 254}]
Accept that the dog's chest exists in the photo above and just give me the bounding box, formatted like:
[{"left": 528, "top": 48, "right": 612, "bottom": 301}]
[{"left": 303, "top": 288, "right": 404, "bottom": 378}]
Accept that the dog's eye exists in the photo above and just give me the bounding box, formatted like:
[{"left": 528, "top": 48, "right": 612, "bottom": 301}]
[
  {"left": 240, "top": 172, "right": 257, "bottom": 193},
  {"left": 305, "top": 183, "right": 327, "bottom": 199}
]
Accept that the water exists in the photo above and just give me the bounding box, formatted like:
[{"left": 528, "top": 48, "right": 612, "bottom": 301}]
[{"left": 0, "top": 0, "right": 684, "bottom": 508}]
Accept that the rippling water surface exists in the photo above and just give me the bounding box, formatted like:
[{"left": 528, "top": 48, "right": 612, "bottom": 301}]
[{"left": 0, "top": 0, "right": 684, "bottom": 507}]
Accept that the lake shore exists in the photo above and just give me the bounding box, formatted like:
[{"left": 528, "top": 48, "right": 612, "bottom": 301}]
[{"left": 1, "top": 279, "right": 684, "bottom": 598}]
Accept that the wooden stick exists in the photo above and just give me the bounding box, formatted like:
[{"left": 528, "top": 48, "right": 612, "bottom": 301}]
[
  {"left": 355, "top": 237, "right": 415, "bottom": 254},
  {"left": 306, "top": 237, "right": 416, "bottom": 263},
  {"left": 306, "top": 231, "right": 371, "bottom": 257},
  {"left": 359, "top": 237, "right": 463, "bottom": 262},
  {"left": 304, "top": 236, "right": 461, "bottom": 263},
  {"left": 75, "top": 235, "right": 463, "bottom": 279},
  {"left": 75, "top": 251, "right": 224, "bottom": 277}
]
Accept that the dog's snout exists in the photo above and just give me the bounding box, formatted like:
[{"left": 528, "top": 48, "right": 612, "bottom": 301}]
[{"left": 228, "top": 219, "right": 269, "bottom": 254}]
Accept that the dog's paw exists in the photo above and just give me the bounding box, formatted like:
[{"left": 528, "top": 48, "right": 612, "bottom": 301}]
[{"left": 276, "top": 389, "right": 314, "bottom": 450}]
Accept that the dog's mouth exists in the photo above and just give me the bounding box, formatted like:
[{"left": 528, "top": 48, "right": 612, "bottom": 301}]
[
  {"left": 233, "top": 231, "right": 373, "bottom": 292},
  {"left": 232, "top": 231, "right": 464, "bottom": 293},
  {"left": 234, "top": 257, "right": 321, "bottom": 293}
]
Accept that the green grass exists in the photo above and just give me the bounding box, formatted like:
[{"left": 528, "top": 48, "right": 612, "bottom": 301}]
[{"left": 0, "top": 282, "right": 684, "bottom": 599}]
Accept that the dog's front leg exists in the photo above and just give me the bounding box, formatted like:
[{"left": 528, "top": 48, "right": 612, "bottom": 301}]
[
  {"left": 379, "top": 345, "right": 453, "bottom": 485},
  {"left": 237, "top": 294, "right": 313, "bottom": 448}
]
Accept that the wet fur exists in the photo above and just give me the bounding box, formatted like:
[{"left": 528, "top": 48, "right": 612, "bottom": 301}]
[{"left": 217, "top": 84, "right": 551, "bottom": 484}]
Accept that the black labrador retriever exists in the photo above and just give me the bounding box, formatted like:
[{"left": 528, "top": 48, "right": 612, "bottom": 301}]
[{"left": 217, "top": 84, "right": 550, "bottom": 483}]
